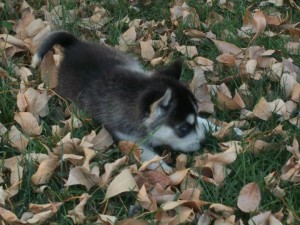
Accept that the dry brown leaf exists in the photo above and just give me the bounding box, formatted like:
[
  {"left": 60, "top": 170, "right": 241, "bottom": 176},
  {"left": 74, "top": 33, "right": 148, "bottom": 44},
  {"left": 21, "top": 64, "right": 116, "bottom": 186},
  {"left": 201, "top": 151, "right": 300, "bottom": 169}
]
[
  {"left": 139, "top": 155, "right": 165, "bottom": 171},
  {"left": 251, "top": 140, "right": 271, "bottom": 154},
  {"left": 237, "top": 182, "right": 261, "bottom": 212},
  {"left": 291, "top": 82, "right": 300, "bottom": 102},
  {"left": 248, "top": 211, "right": 283, "bottom": 225},
  {"left": 268, "top": 99, "right": 289, "bottom": 119},
  {"left": 0, "top": 207, "right": 25, "bottom": 225},
  {"left": 118, "top": 26, "right": 136, "bottom": 51},
  {"left": 252, "top": 10, "right": 267, "bottom": 41},
  {"left": 40, "top": 51, "right": 58, "bottom": 89},
  {"left": 105, "top": 169, "right": 139, "bottom": 200},
  {"left": 0, "top": 187, "right": 8, "bottom": 205},
  {"left": 8, "top": 125, "right": 29, "bottom": 151},
  {"left": 150, "top": 57, "right": 164, "bottom": 66},
  {"left": 68, "top": 193, "right": 90, "bottom": 224},
  {"left": 25, "top": 210, "right": 56, "bottom": 225},
  {"left": 217, "top": 90, "right": 245, "bottom": 111},
  {"left": 253, "top": 97, "right": 272, "bottom": 120},
  {"left": 29, "top": 202, "right": 63, "bottom": 214},
  {"left": 169, "top": 168, "right": 189, "bottom": 185},
  {"left": 26, "top": 19, "right": 45, "bottom": 38},
  {"left": 211, "top": 39, "right": 243, "bottom": 56},
  {"left": 176, "top": 154, "right": 187, "bottom": 171},
  {"left": 246, "top": 59, "right": 257, "bottom": 76},
  {"left": 99, "top": 156, "right": 128, "bottom": 186},
  {"left": 201, "top": 162, "right": 231, "bottom": 186},
  {"left": 80, "top": 6, "right": 110, "bottom": 31},
  {"left": 197, "top": 212, "right": 211, "bottom": 225},
  {"left": 169, "top": 206, "right": 195, "bottom": 225},
  {"left": 14, "top": 112, "right": 42, "bottom": 136},
  {"left": 183, "top": 29, "right": 206, "bottom": 38},
  {"left": 175, "top": 45, "right": 198, "bottom": 58},
  {"left": 289, "top": 116, "right": 300, "bottom": 128},
  {"left": 210, "top": 203, "right": 236, "bottom": 218},
  {"left": 193, "top": 57, "right": 214, "bottom": 71},
  {"left": 96, "top": 214, "right": 117, "bottom": 225},
  {"left": 92, "top": 127, "right": 113, "bottom": 150},
  {"left": 140, "top": 41, "right": 155, "bottom": 61},
  {"left": 190, "top": 68, "right": 214, "bottom": 113},
  {"left": 24, "top": 88, "right": 49, "bottom": 118},
  {"left": 216, "top": 53, "right": 236, "bottom": 67},
  {"left": 17, "top": 92, "right": 28, "bottom": 112},
  {"left": 52, "top": 115, "right": 83, "bottom": 136},
  {"left": 31, "top": 155, "right": 60, "bottom": 185},
  {"left": 179, "top": 188, "right": 201, "bottom": 201},
  {"left": 118, "top": 141, "right": 141, "bottom": 162},
  {"left": 3, "top": 156, "right": 23, "bottom": 197},
  {"left": 150, "top": 183, "right": 176, "bottom": 204},
  {"left": 137, "top": 184, "right": 157, "bottom": 211},
  {"left": 65, "top": 166, "right": 101, "bottom": 191},
  {"left": 136, "top": 170, "right": 171, "bottom": 189}
]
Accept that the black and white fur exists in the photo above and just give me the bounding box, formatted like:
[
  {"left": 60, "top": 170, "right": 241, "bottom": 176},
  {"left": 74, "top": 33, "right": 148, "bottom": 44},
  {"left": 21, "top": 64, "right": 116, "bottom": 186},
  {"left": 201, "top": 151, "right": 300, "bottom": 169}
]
[{"left": 32, "top": 31, "right": 218, "bottom": 172}]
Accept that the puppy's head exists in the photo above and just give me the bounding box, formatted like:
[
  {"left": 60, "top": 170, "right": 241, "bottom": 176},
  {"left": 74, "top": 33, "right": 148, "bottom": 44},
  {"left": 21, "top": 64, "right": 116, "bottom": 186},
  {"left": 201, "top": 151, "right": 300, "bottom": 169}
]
[{"left": 140, "top": 59, "right": 205, "bottom": 152}]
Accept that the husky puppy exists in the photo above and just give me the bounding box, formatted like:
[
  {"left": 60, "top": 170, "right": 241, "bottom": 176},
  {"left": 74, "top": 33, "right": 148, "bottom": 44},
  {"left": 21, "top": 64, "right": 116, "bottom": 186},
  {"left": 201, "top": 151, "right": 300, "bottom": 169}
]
[{"left": 32, "top": 31, "right": 214, "bottom": 172}]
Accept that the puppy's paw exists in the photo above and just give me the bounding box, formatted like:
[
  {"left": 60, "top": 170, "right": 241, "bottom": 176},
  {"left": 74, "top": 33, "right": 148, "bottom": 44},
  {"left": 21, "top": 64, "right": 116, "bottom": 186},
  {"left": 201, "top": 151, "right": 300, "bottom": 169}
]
[{"left": 147, "top": 160, "right": 174, "bottom": 174}]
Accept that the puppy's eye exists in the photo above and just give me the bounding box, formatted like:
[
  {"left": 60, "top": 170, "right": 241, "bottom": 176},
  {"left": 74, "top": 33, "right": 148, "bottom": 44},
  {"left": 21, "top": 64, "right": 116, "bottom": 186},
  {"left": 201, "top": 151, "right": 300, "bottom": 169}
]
[{"left": 177, "top": 123, "right": 192, "bottom": 137}]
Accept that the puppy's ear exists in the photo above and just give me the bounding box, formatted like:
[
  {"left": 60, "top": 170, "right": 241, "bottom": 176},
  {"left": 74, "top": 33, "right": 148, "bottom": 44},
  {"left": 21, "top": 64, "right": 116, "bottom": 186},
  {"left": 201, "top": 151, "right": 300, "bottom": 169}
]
[
  {"left": 143, "top": 89, "right": 172, "bottom": 126},
  {"left": 157, "top": 58, "right": 183, "bottom": 80}
]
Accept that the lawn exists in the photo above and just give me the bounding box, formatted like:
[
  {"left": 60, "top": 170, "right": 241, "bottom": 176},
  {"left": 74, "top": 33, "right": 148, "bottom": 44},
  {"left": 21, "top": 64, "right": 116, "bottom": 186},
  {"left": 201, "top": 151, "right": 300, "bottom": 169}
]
[{"left": 0, "top": 0, "right": 300, "bottom": 224}]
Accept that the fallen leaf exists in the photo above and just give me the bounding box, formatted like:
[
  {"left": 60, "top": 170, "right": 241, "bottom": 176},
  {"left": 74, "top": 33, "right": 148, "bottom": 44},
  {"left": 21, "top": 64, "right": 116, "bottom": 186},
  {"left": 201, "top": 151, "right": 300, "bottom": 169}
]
[
  {"left": 0, "top": 207, "right": 25, "bottom": 225},
  {"left": 137, "top": 184, "right": 157, "bottom": 211},
  {"left": 24, "top": 88, "right": 49, "bottom": 118},
  {"left": 140, "top": 41, "right": 155, "bottom": 61},
  {"left": 31, "top": 155, "right": 60, "bottom": 185},
  {"left": 92, "top": 127, "right": 113, "bottom": 150},
  {"left": 253, "top": 97, "right": 272, "bottom": 120},
  {"left": 216, "top": 53, "right": 236, "bottom": 67},
  {"left": 65, "top": 166, "right": 101, "bottom": 191},
  {"left": 99, "top": 156, "right": 128, "bottom": 186},
  {"left": 175, "top": 45, "right": 198, "bottom": 58},
  {"left": 96, "top": 214, "right": 117, "bottom": 225},
  {"left": 68, "top": 193, "right": 90, "bottom": 224},
  {"left": 105, "top": 169, "right": 139, "bottom": 200},
  {"left": 14, "top": 112, "right": 42, "bottom": 136},
  {"left": 169, "top": 168, "right": 190, "bottom": 185},
  {"left": 8, "top": 125, "right": 29, "bottom": 151},
  {"left": 237, "top": 182, "right": 261, "bottom": 212},
  {"left": 211, "top": 39, "right": 243, "bottom": 56},
  {"left": 252, "top": 10, "right": 267, "bottom": 41},
  {"left": 118, "top": 26, "right": 136, "bottom": 51}
]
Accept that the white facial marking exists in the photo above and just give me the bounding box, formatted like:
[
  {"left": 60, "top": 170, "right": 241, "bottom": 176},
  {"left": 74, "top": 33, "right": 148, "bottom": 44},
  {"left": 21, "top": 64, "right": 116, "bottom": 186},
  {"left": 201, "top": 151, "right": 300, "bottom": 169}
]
[
  {"left": 186, "top": 114, "right": 195, "bottom": 125},
  {"left": 149, "top": 125, "right": 204, "bottom": 152}
]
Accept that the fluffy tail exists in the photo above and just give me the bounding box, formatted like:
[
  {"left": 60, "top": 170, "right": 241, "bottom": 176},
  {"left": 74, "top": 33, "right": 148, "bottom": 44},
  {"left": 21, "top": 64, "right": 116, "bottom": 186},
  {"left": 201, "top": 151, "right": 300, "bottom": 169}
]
[{"left": 31, "top": 31, "right": 78, "bottom": 68}]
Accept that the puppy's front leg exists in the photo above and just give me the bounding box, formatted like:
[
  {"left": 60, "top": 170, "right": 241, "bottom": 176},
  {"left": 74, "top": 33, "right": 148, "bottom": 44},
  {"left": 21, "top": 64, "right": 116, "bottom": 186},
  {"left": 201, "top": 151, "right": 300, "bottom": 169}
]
[
  {"left": 140, "top": 145, "right": 173, "bottom": 173},
  {"left": 197, "top": 116, "right": 243, "bottom": 137},
  {"left": 197, "top": 116, "right": 220, "bottom": 132}
]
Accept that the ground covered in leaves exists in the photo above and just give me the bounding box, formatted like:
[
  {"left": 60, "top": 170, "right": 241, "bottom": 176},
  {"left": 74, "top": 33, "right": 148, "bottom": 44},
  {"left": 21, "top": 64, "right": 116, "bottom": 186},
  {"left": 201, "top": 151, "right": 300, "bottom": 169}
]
[{"left": 0, "top": 0, "right": 300, "bottom": 224}]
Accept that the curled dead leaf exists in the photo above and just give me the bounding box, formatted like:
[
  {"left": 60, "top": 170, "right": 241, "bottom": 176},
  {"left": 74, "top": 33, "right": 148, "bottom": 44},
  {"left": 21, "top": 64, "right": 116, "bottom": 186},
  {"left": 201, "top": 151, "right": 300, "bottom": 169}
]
[{"left": 31, "top": 155, "right": 60, "bottom": 185}]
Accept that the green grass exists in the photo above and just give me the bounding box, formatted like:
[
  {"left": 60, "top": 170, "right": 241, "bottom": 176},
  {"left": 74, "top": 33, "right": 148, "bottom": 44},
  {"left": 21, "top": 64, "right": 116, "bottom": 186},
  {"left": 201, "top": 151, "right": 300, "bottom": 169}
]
[{"left": 1, "top": 0, "right": 300, "bottom": 224}]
